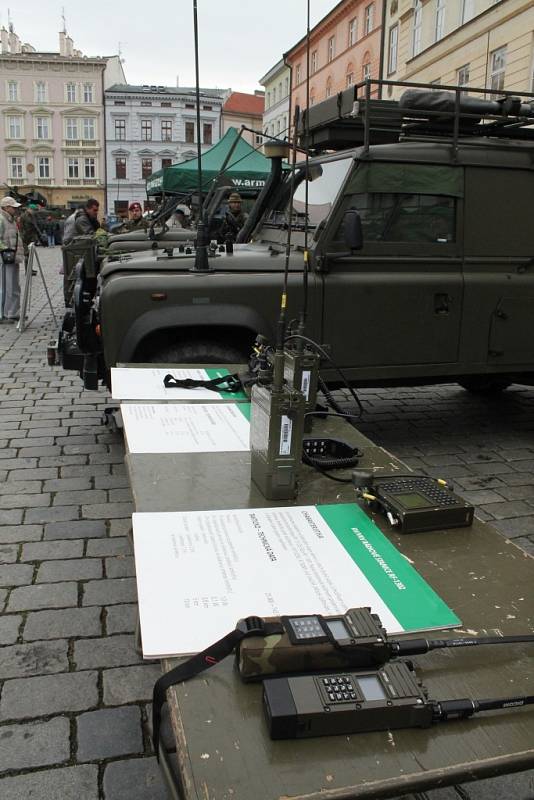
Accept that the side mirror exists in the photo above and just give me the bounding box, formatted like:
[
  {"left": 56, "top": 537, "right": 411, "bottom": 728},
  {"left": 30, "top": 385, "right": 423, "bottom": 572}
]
[{"left": 343, "top": 208, "right": 363, "bottom": 251}]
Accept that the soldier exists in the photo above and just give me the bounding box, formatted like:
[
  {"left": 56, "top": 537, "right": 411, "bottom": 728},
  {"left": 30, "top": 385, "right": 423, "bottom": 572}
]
[
  {"left": 18, "top": 203, "right": 44, "bottom": 274},
  {"left": 116, "top": 202, "right": 149, "bottom": 233},
  {"left": 0, "top": 196, "right": 24, "bottom": 322},
  {"left": 217, "top": 192, "right": 248, "bottom": 243}
]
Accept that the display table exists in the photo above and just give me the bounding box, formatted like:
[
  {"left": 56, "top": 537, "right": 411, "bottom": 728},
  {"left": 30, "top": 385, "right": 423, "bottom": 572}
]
[{"left": 124, "top": 377, "right": 534, "bottom": 800}]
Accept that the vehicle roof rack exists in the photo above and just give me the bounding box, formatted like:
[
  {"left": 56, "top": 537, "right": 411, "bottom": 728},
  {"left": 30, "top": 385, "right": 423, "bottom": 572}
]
[{"left": 298, "top": 79, "right": 534, "bottom": 153}]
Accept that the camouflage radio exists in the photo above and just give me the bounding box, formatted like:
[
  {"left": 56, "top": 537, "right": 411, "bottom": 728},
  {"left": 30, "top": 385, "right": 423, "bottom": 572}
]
[{"left": 237, "top": 607, "right": 389, "bottom": 681}]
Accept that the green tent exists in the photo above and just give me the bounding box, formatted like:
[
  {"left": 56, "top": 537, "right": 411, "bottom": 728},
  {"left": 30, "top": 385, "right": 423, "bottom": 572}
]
[{"left": 146, "top": 127, "right": 274, "bottom": 197}]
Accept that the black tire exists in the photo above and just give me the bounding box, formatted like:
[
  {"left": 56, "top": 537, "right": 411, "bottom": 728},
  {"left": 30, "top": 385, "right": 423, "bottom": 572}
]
[
  {"left": 458, "top": 377, "right": 511, "bottom": 394},
  {"left": 148, "top": 340, "right": 246, "bottom": 365}
]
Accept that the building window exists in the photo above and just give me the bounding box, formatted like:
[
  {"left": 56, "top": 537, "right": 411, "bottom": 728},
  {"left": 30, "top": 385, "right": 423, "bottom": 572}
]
[
  {"left": 203, "top": 123, "right": 212, "bottom": 145},
  {"left": 141, "top": 101, "right": 152, "bottom": 107},
  {"left": 115, "top": 158, "right": 126, "bottom": 179},
  {"left": 36, "top": 117, "right": 50, "bottom": 139},
  {"left": 35, "top": 81, "right": 47, "bottom": 103},
  {"left": 66, "top": 119, "right": 78, "bottom": 140},
  {"left": 7, "top": 116, "right": 23, "bottom": 139},
  {"left": 413, "top": 0, "right": 422, "bottom": 56},
  {"left": 8, "top": 156, "right": 23, "bottom": 179},
  {"left": 363, "top": 62, "right": 371, "bottom": 81},
  {"left": 490, "top": 47, "right": 506, "bottom": 92},
  {"left": 83, "top": 118, "right": 95, "bottom": 140},
  {"left": 37, "top": 156, "right": 50, "bottom": 178},
  {"left": 457, "top": 64, "right": 470, "bottom": 91},
  {"left": 461, "top": 0, "right": 474, "bottom": 24},
  {"left": 364, "top": 4, "right": 374, "bottom": 35},
  {"left": 328, "top": 36, "right": 335, "bottom": 63},
  {"left": 435, "top": 0, "right": 446, "bottom": 42},
  {"left": 284, "top": 76, "right": 288, "bottom": 96},
  {"left": 311, "top": 51, "right": 318, "bottom": 75},
  {"left": 115, "top": 119, "right": 126, "bottom": 140},
  {"left": 296, "top": 64, "right": 301, "bottom": 84},
  {"left": 388, "top": 25, "right": 398, "bottom": 74},
  {"left": 161, "top": 120, "right": 172, "bottom": 141},
  {"left": 161, "top": 101, "right": 172, "bottom": 107},
  {"left": 141, "top": 119, "right": 152, "bottom": 141},
  {"left": 278, "top": 82, "right": 282, "bottom": 100},
  {"left": 349, "top": 18, "right": 357, "bottom": 46},
  {"left": 66, "top": 82, "right": 77, "bottom": 103},
  {"left": 8, "top": 80, "right": 19, "bottom": 102},
  {"left": 67, "top": 158, "right": 79, "bottom": 178},
  {"left": 114, "top": 100, "right": 126, "bottom": 105},
  {"left": 185, "top": 121, "right": 195, "bottom": 143},
  {"left": 203, "top": 105, "right": 213, "bottom": 111},
  {"left": 84, "top": 158, "right": 96, "bottom": 178},
  {"left": 83, "top": 83, "right": 94, "bottom": 103},
  {"left": 161, "top": 158, "right": 172, "bottom": 169},
  {"left": 346, "top": 72, "right": 354, "bottom": 87},
  {"left": 141, "top": 158, "right": 153, "bottom": 179},
  {"left": 255, "top": 133, "right": 262, "bottom": 145},
  {"left": 266, "top": 91, "right": 271, "bottom": 109},
  {"left": 184, "top": 103, "right": 195, "bottom": 109},
  {"left": 325, "top": 79, "right": 332, "bottom": 99}
]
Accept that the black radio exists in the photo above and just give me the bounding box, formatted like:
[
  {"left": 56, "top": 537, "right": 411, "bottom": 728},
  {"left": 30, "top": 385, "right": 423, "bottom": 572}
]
[{"left": 352, "top": 472, "right": 474, "bottom": 534}]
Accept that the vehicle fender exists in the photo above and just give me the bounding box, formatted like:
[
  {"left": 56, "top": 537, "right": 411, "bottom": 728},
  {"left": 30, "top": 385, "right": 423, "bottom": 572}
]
[{"left": 116, "top": 303, "right": 274, "bottom": 362}]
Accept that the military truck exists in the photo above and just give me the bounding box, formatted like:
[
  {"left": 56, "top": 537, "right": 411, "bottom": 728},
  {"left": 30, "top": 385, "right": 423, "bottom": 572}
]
[{"left": 56, "top": 80, "right": 534, "bottom": 393}]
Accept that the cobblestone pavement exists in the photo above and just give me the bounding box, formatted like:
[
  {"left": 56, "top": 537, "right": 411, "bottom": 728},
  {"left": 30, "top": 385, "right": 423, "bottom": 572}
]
[{"left": 0, "top": 247, "right": 533, "bottom": 799}]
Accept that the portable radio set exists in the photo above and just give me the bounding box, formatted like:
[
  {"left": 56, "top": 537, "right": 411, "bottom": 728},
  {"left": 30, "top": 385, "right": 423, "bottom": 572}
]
[{"left": 152, "top": 607, "right": 534, "bottom": 753}]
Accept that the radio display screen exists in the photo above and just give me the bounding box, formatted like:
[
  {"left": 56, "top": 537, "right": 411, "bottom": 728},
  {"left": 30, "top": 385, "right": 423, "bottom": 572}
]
[
  {"left": 357, "top": 675, "right": 387, "bottom": 701},
  {"left": 395, "top": 492, "right": 430, "bottom": 509}
]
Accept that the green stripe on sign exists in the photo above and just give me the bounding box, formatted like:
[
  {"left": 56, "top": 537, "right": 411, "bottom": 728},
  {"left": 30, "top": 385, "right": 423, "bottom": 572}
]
[
  {"left": 206, "top": 368, "right": 248, "bottom": 400},
  {"left": 316, "top": 503, "right": 460, "bottom": 631},
  {"left": 236, "top": 402, "right": 251, "bottom": 421}
]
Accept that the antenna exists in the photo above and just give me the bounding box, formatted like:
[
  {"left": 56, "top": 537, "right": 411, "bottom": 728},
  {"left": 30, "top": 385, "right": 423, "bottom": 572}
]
[
  {"left": 8, "top": 8, "right": 13, "bottom": 33},
  {"left": 191, "top": 0, "right": 209, "bottom": 271},
  {"left": 300, "top": 0, "right": 311, "bottom": 333},
  {"left": 61, "top": 7, "right": 66, "bottom": 34}
]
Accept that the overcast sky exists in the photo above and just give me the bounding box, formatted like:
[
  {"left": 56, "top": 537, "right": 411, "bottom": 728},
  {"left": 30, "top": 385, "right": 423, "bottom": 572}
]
[{"left": 5, "top": 0, "right": 337, "bottom": 92}]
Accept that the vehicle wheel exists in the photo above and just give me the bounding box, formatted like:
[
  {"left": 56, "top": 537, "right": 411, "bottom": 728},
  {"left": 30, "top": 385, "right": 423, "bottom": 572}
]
[
  {"left": 148, "top": 340, "right": 247, "bottom": 365},
  {"left": 458, "top": 377, "right": 511, "bottom": 394}
]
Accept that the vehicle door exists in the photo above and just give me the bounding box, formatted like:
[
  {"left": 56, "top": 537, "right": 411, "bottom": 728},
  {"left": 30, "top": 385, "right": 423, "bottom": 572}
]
[
  {"left": 318, "top": 161, "right": 464, "bottom": 378},
  {"left": 461, "top": 166, "right": 534, "bottom": 369}
]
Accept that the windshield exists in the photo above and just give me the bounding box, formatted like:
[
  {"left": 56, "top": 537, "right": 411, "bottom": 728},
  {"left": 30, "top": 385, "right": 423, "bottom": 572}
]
[{"left": 255, "top": 156, "right": 353, "bottom": 244}]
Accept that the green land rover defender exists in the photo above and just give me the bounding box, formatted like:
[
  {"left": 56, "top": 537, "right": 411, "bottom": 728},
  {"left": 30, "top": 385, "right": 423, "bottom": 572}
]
[{"left": 56, "top": 81, "right": 534, "bottom": 394}]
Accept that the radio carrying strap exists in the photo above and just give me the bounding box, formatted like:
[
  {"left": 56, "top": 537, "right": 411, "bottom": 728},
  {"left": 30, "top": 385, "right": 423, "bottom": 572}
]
[
  {"left": 163, "top": 372, "right": 243, "bottom": 393},
  {"left": 152, "top": 616, "right": 283, "bottom": 758}
]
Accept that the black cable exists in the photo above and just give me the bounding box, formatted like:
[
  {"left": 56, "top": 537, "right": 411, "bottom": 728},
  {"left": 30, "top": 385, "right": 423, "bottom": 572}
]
[
  {"left": 393, "top": 633, "right": 534, "bottom": 657},
  {"left": 285, "top": 333, "right": 364, "bottom": 418}
]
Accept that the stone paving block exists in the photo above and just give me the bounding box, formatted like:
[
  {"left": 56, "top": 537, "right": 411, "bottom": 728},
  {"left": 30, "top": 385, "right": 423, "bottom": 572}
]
[
  {"left": 18, "top": 445, "right": 63, "bottom": 458},
  {"left": 8, "top": 581, "right": 78, "bottom": 611},
  {"left": 0, "top": 492, "right": 50, "bottom": 509},
  {"left": 74, "top": 634, "right": 143, "bottom": 669},
  {"left": 512, "top": 537, "right": 534, "bottom": 556},
  {"left": 459, "top": 770, "right": 534, "bottom": 799},
  {"left": 109, "top": 518, "right": 132, "bottom": 537},
  {"left": 494, "top": 485, "right": 534, "bottom": 502},
  {"left": 103, "top": 664, "right": 162, "bottom": 705},
  {"left": 43, "top": 477, "right": 92, "bottom": 492},
  {"left": 0, "top": 509, "right": 23, "bottom": 525},
  {"left": 105, "top": 603, "right": 138, "bottom": 634},
  {"left": 493, "top": 517, "right": 534, "bottom": 539},
  {"left": 25, "top": 505, "right": 80, "bottom": 524},
  {"left": 22, "top": 539, "right": 84, "bottom": 561},
  {"left": 63, "top": 443, "right": 108, "bottom": 455},
  {"left": 53, "top": 489, "right": 107, "bottom": 506},
  {"left": 94, "top": 473, "right": 130, "bottom": 489},
  {"left": 1, "top": 670, "right": 99, "bottom": 720},
  {"left": 89, "top": 452, "right": 125, "bottom": 465},
  {"left": 43, "top": 519, "right": 106, "bottom": 540},
  {"left": 37, "top": 557, "right": 102, "bottom": 582},
  {"left": 0, "top": 563, "right": 34, "bottom": 587},
  {"left": 106, "top": 555, "right": 136, "bottom": 578},
  {"left": 8, "top": 467, "right": 57, "bottom": 480},
  {"left": 82, "top": 501, "right": 134, "bottom": 519},
  {"left": 469, "top": 461, "right": 515, "bottom": 476},
  {"left": 83, "top": 577, "right": 137, "bottom": 606},
  {"left": 23, "top": 606, "right": 102, "bottom": 641},
  {"left": 102, "top": 756, "right": 168, "bottom": 800},
  {"left": 0, "top": 717, "right": 70, "bottom": 772},
  {"left": 478, "top": 500, "right": 534, "bottom": 520},
  {"left": 0, "top": 765, "right": 99, "bottom": 800},
  {"left": 0, "top": 544, "right": 18, "bottom": 563},
  {"left": 495, "top": 472, "right": 534, "bottom": 487},
  {"left": 0, "top": 523, "right": 42, "bottom": 543},
  {"left": 0, "top": 479, "right": 42, "bottom": 494},
  {"left": 60, "top": 463, "right": 110, "bottom": 478},
  {"left": 40, "top": 454, "right": 87, "bottom": 467},
  {"left": 0, "top": 614, "right": 21, "bottom": 645},
  {"left": 87, "top": 537, "right": 131, "bottom": 557},
  {"left": 0, "top": 587, "right": 7, "bottom": 610},
  {"left": 77, "top": 706, "right": 143, "bottom": 761}
]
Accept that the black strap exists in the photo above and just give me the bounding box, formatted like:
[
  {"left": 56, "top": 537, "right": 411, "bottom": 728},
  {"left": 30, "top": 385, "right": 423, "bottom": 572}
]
[
  {"left": 163, "top": 372, "right": 243, "bottom": 394},
  {"left": 152, "top": 616, "right": 283, "bottom": 758}
]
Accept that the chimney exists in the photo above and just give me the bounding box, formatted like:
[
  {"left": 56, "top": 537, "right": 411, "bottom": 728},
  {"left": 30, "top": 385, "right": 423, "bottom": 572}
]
[
  {"left": 8, "top": 28, "right": 17, "bottom": 53},
  {"left": 66, "top": 36, "right": 74, "bottom": 57},
  {"left": 1, "top": 28, "right": 9, "bottom": 54}
]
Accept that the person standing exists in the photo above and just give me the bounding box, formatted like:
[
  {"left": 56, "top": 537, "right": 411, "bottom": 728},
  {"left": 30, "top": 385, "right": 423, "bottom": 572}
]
[
  {"left": 19, "top": 202, "right": 44, "bottom": 273},
  {"left": 116, "top": 202, "right": 148, "bottom": 233},
  {"left": 63, "top": 198, "right": 100, "bottom": 246},
  {"left": 45, "top": 216, "right": 56, "bottom": 246},
  {"left": 0, "top": 196, "right": 24, "bottom": 322},
  {"left": 217, "top": 192, "right": 248, "bottom": 243}
]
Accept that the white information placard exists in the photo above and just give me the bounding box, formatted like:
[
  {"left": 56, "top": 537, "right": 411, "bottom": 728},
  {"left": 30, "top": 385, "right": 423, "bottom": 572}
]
[
  {"left": 111, "top": 367, "right": 246, "bottom": 401},
  {"left": 122, "top": 402, "right": 250, "bottom": 454},
  {"left": 133, "top": 503, "right": 459, "bottom": 658}
]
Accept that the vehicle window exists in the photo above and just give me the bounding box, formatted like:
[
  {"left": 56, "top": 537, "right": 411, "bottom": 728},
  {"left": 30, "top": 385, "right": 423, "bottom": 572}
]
[
  {"left": 292, "top": 158, "right": 353, "bottom": 226},
  {"left": 336, "top": 192, "right": 456, "bottom": 244}
]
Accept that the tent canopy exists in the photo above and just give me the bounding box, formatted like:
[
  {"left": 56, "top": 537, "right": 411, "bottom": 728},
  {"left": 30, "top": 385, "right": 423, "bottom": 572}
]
[{"left": 146, "top": 127, "right": 276, "bottom": 197}]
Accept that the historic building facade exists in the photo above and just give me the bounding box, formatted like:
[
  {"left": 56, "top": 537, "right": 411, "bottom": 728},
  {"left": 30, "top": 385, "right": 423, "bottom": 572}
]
[
  {"left": 105, "top": 84, "right": 226, "bottom": 214},
  {"left": 384, "top": 0, "right": 534, "bottom": 97},
  {"left": 0, "top": 26, "right": 124, "bottom": 210},
  {"left": 260, "top": 59, "right": 291, "bottom": 140},
  {"left": 221, "top": 92, "right": 265, "bottom": 147}
]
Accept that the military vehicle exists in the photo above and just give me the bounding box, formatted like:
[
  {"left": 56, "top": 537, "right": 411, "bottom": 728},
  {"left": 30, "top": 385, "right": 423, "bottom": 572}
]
[{"left": 55, "top": 80, "right": 534, "bottom": 394}]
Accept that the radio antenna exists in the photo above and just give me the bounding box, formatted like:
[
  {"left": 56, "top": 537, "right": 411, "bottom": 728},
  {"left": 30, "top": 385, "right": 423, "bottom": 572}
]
[
  {"left": 192, "top": 0, "right": 210, "bottom": 271},
  {"left": 300, "top": 0, "right": 311, "bottom": 334}
]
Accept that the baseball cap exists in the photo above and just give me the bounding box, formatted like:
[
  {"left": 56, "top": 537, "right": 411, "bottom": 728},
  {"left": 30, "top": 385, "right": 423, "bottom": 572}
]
[
  {"left": 129, "top": 202, "right": 142, "bottom": 212},
  {"left": 175, "top": 204, "right": 191, "bottom": 216},
  {"left": 0, "top": 196, "right": 21, "bottom": 208}
]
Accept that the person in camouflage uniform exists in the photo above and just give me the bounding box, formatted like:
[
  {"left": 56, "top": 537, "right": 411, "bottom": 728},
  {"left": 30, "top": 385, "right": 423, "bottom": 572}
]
[
  {"left": 217, "top": 192, "right": 248, "bottom": 243},
  {"left": 18, "top": 203, "right": 44, "bottom": 273},
  {"left": 115, "top": 202, "right": 149, "bottom": 233}
]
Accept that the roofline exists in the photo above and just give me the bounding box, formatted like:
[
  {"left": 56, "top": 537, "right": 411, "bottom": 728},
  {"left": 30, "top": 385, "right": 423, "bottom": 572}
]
[
  {"left": 283, "top": 0, "right": 352, "bottom": 59},
  {"left": 259, "top": 58, "right": 289, "bottom": 86}
]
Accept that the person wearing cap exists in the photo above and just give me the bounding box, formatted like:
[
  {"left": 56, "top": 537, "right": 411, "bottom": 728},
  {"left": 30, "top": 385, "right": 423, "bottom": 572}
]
[
  {"left": 170, "top": 203, "right": 191, "bottom": 229},
  {"left": 19, "top": 202, "right": 45, "bottom": 272},
  {"left": 217, "top": 192, "right": 248, "bottom": 243},
  {"left": 116, "top": 202, "right": 149, "bottom": 233},
  {"left": 0, "top": 196, "right": 24, "bottom": 322}
]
